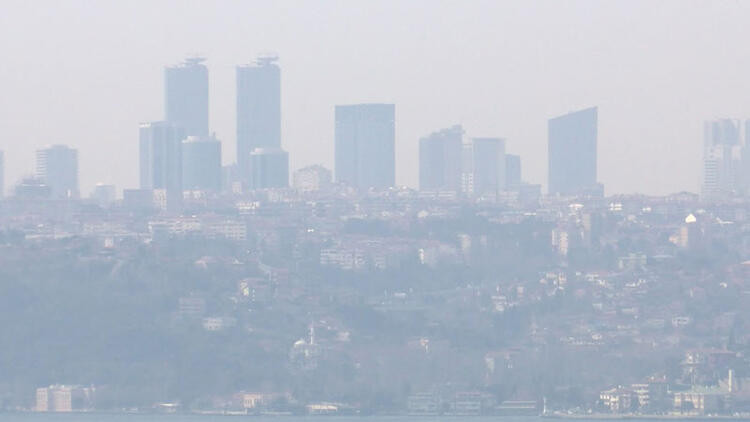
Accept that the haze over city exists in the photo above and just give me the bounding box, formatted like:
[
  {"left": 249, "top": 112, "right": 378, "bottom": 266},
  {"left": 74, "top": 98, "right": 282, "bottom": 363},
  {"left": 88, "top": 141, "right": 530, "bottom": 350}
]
[
  {"left": 4, "top": 0, "right": 750, "bottom": 195},
  {"left": 6, "top": 0, "right": 750, "bottom": 418}
]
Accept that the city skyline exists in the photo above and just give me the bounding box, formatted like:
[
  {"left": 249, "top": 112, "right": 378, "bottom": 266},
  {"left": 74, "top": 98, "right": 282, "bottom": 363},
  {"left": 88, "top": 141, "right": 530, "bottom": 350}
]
[
  {"left": 6, "top": 1, "right": 750, "bottom": 196},
  {"left": 5, "top": 1, "right": 750, "bottom": 415}
]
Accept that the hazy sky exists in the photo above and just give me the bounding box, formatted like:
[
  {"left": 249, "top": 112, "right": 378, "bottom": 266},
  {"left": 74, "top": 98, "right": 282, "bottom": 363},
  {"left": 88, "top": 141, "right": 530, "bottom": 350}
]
[{"left": 3, "top": 0, "right": 750, "bottom": 196}]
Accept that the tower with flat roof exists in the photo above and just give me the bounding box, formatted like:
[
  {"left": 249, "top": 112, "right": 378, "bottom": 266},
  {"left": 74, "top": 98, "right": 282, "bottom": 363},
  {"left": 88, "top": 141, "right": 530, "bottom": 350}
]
[
  {"left": 335, "top": 103, "right": 395, "bottom": 189},
  {"left": 237, "top": 55, "right": 281, "bottom": 186},
  {"left": 36, "top": 145, "right": 78, "bottom": 199},
  {"left": 548, "top": 107, "right": 599, "bottom": 196},
  {"left": 419, "top": 125, "right": 463, "bottom": 192},
  {"left": 165, "top": 56, "right": 209, "bottom": 137}
]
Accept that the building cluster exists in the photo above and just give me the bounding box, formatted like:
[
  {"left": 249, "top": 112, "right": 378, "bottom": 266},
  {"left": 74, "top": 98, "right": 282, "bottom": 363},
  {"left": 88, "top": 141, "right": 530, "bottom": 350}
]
[
  {"left": 0, "top": 55, "right": 609, "bottom": 214},
  {"left": 702, "top": 118, "right": 750, "bottom": 199},
  {"left": 6, "top": 57, "right": 750, "bottom": 417},
  {"left": 7, "top": 184, "right": 749, "bottom": 415},
  {"left": 35, "top": 385, "right": 95, "bottom": 412}
]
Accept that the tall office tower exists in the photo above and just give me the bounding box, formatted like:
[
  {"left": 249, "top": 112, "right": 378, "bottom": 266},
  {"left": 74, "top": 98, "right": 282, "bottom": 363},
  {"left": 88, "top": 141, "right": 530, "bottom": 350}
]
[
  {"left": 249, "top": 148, "right": 289, "bottom": 189},
  {"left": 139, "top": 121, "right": 185, "bottom": 211},
  {"left": 506, "top": 154, "right": 521, "bottom": 188},
  {"left": 461, "top": 137, "right": 506, "bottom": 196},
  {"left": 335, "top": 103, "right": 395, "bottom": 189},
  {"left": 293, "top": 165, "right": 332, "bottom": 192},
  {"left": 35, "top": 145, "right": 79, "bottom": 199},
  {"left": 702, "top": 119, "right": 743, "bottom": 199},
  {"left": 182, "top": 135, "right": 221, "bottom": 192},
  {"left": 165, "top": 57, "right": 209, "bottom": 137},
  {"left": 237, "top": 55, "right": 281, "bottom": 184},
  {"left": 419, "top": 125, "right": 463, "bottom": 191},
  {"left": 548, "top": 107, "right": 599, "bottom": 196}
]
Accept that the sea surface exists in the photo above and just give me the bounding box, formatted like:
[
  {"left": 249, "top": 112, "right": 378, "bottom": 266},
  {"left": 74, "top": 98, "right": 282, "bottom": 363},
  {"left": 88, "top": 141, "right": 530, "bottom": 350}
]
[
  {"left": 0, "top": 416, "right": 738, "bottom": 422},
  {"left": 0, "top": 417, "right": 539, "bottom": 422}
]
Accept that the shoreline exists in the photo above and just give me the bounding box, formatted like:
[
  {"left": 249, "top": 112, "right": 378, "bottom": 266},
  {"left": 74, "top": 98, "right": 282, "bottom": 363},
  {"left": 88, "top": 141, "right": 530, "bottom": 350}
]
[{"left": 542, "top": 413, "right": 750, "bottom": 420}]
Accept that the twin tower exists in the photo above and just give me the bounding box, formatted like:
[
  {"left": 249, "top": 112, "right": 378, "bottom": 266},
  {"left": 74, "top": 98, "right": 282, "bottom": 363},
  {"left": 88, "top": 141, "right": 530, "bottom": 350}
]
[{"left": 139, "top": 55, "right": 287, "bottom": 208}]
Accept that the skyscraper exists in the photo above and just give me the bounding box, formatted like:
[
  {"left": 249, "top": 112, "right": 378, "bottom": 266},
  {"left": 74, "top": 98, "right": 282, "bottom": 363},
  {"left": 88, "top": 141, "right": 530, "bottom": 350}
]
[
  {"left": 139, "top": 121, "right": 185, "bottom": 210},
  {"left": 419, "top": 125, "right": 463, "bottom": 192},
  {"left": 182, "top": 135, "right": 222, "bottom": 192},
  {"left": 702, "top": 118, "right": 744, "bottom": 198},
  {"left": 461, "top": 137, "right": 506, "bottom": 196},
  {"left": 165, "top": 57, "right": 209, "bottom": 137},
  {"left": 36, "top": 145, "right": 78, "bottom": 199},
  {"left": 335, "top": 103, "right": 395, "bottom": 189},
  {"left": 249, "top": 148, "right": 289, "bottom": 189},
  {"left": 237, "top": 55, "right": 281, "bottom": 184},
  {"left": 548, "top": 107, "right": 598, "bottom": 196}
]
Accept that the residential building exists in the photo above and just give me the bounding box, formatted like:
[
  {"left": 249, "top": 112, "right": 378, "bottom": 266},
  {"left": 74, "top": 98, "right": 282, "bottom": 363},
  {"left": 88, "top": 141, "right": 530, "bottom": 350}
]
[
  {"left": 35, "top": 385, "right": 94, "bottom": 412},
  {"left": 293, "top": 165, "right": 332, "bottom": 192}
]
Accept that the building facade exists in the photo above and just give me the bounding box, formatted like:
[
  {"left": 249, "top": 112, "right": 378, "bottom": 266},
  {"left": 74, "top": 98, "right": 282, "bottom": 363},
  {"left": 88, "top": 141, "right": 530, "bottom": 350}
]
[
  {"left": 249, "top": 148, "right": 289, "bottom": 189},
  {"left": 139, "top": 121, "right": 185, "bottom": 211},
  {"left": 419, "top": 125, "right": 463, "bottom": 192},
  {"left": 505, "top": 154, "right": 521, "bottom": 189},
  {"left": 701, "top": 118, "right": 746, "bottom": 199},
  {"left": 35, "top": 145, "right": 78, "bottom": 199},
  {"left": 165, "top": 57, "right": 209, "bottom": 137},
  {"left": 462, "top": 137, "right": 506, "bottom": 197},
  {"left": 182, "top": 135, "right": 222, "bottom": 192},
  {"left": 293, "top": 165, "right": 332, "bottom": 192},
  {"left": 237, "top": 55, "right": 281, "bottom": 186},
  {"left": 548, "top": 107, "right": 599, "bottom": 196},
  {"left": 335, "top": 103, "right": 395, "bottom": 189}
]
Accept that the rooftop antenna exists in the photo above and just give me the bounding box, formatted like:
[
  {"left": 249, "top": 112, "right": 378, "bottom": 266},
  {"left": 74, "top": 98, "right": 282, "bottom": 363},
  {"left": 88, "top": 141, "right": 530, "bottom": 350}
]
[
  {"left": 255, "top": 51, "right": 279, "bottom": 66},
  {"left": 183, "top": 53, "right": 207, "bottom": 66}
]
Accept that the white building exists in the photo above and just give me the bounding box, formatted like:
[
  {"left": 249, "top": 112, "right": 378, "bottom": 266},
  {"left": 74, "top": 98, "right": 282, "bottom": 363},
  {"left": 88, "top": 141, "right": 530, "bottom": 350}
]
[{"left": 293, "top": 165, "right": 332, "bottom": 192}]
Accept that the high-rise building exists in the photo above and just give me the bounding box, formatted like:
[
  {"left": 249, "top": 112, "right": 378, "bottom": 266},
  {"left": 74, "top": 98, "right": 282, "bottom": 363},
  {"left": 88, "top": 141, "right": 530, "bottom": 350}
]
[
  {"left": 548, "top": 107, "right": 599, "bottom": 196},
  {"left": 249, "top": 148, "right": 288, "bottom": 189},
  {"left": 506, "top": 154, "right": 521, "bottom": 189},
  {"left": 461, "top": 137, "right": 506, "bottom": 196},
  {"left": 335, "top": 103, "right": 395, "bottom": 189},
  {"left": 35, "top": 145, "right": 78, "bottom": 199},
  {"left": 293, "top": 165, "right": 332, "bottom": 192},
  {"left": 237, "top": 55, "right": 281, "bottom": 184},
  {"left": 419, "top": 125, "right": 463, "bottom": 192},
  {"left": 165, "top": 57, "right": 209, "bottom": 137},
  {"left": 182, "top": 135, "right": 222, "bottom": 192},
  {"left": 702, "top": 119, "right": 744, "bottom": 199},
  {"left": 139, "top": 121, "right": 185, "bottom": 211}
]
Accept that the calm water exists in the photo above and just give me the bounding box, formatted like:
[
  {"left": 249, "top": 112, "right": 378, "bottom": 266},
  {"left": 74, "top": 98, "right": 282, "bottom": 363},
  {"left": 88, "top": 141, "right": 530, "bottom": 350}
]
[
  {"left": 0, "top": 416, "right": 727, "bottom": 422},
  {"left": 0, "top": 417, "right": 543, "bottom": 422}
]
